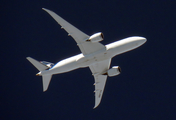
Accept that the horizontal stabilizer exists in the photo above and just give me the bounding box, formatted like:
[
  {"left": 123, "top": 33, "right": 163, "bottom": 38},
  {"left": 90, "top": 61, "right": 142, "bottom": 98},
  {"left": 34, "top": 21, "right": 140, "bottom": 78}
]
[
  {"left": 42, "top": 74, "right": 52, "bottom": 92},
  {"left": 26, "top": 57, "right": 48, "bottom": 71}
]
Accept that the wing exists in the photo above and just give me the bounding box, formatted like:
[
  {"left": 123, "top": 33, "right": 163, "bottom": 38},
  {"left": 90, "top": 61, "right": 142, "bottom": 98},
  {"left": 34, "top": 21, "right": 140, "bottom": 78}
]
[
  {"left": 89, "top": 59, "right": 111, "bottom": 108},
  {"left": 42, "top": 8, "right": 105, "bottom": 55}
]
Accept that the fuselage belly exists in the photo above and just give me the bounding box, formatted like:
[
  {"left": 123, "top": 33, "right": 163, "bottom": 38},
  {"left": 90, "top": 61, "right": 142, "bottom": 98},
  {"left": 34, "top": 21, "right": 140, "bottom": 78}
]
[{"left": 41, "top": 36, "right": 146, "bottom": 75}]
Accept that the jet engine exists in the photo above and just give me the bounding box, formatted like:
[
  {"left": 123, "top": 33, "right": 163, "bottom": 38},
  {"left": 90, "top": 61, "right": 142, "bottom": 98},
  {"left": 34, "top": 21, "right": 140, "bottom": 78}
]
[
  {"left": 86, "top": 32, "right": 104, "bottom": 43},
  {"left": 104, "top": 66, "right": 121, "bottom": 77}
]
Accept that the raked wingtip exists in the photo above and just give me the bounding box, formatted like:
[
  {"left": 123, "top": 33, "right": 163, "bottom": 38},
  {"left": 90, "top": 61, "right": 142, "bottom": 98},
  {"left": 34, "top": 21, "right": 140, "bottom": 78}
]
[
  {"left": 93, "top": 105, "right": 98, "bottom": 109},
  {"left": 42, "top": 8, "right": 48, "bottom": 11}
]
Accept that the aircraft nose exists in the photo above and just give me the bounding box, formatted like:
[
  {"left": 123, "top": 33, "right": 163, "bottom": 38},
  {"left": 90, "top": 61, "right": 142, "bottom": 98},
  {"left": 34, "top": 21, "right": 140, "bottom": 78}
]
[
  {"left": 140, "top": 37, "right": 147, "bottom": 42},
  {"left": 129, "top": 36, "right": 147, "bottom": 47},
  {"left": 140, "top": 37, "right": 147, "bottom": 45},
  {"left": 135, "top": 37, "right": 147, "bottom": 45}
]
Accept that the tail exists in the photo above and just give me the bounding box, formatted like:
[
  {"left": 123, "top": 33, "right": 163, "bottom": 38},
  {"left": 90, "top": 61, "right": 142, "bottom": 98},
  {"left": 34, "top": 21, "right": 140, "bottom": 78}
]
[
  {"left": 42, "top": 74, "right": 52, "bottom": 91},
  {"left": 26, "top": 57, "right": 52, "bottom": 92},
  {"left": 26, "top": 57, "right": 48, "bottom": 71}
]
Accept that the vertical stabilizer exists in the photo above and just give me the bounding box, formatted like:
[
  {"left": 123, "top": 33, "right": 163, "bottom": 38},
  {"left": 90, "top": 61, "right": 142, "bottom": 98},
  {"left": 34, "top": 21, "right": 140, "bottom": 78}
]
[
  {"left": 26, "top": 57, "right": 48, "bottom": 71},
  {"left": 42, "top": 74, "right": 52, "bottom": 92}
]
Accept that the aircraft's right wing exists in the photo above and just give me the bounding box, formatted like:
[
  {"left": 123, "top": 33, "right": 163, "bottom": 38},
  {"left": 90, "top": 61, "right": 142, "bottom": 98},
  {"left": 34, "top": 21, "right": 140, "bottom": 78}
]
[
  {"left": 42, "top": 8, "right": 106, "bottom": 55},
  {"left": 89, "top": 59, "right": 111, "bottom": 108}
]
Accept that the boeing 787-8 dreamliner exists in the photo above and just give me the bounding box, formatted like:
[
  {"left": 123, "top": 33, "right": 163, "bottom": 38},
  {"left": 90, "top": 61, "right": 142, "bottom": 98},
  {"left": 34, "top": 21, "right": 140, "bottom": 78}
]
[{"left": 27, "top": 8, "right": 146, "bottom": 108}]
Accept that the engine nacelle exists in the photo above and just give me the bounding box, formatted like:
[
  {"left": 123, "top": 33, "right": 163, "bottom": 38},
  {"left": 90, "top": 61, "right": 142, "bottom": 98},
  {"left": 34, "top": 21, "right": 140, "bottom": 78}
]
[
  {"left": 106, "top": 66, "right": 121, "bottom": 77},
  {"left": 86, "top": 32, "right": 104, "bottom": 43}
]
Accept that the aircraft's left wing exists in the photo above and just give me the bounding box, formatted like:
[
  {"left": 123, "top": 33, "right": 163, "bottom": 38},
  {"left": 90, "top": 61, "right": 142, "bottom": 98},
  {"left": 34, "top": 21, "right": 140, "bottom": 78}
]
[
  {"left": 42, "top": 8, "right": 105, "bottom": 55},
  {"left": 89, "top": 59, "right": 111, "bottom": 108}
]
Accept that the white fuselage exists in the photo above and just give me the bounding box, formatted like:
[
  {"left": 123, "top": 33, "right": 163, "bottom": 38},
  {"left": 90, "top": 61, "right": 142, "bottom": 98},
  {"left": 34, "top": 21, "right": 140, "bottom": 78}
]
[{"left": 40, "top": 36, "right": 146, "bottom": 75}]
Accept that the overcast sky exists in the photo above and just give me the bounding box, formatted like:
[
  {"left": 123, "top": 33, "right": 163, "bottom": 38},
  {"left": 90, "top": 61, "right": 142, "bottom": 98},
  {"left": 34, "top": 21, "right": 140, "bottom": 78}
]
[{"left": 1, "top": 0, "right": 176, "bottom": 119}]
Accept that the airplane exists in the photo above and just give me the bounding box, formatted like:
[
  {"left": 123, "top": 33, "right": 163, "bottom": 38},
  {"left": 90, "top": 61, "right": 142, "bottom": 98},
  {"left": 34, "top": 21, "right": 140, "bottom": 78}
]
[{"left": 27, "top": 8, "right": 147, "bottom": 109}]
